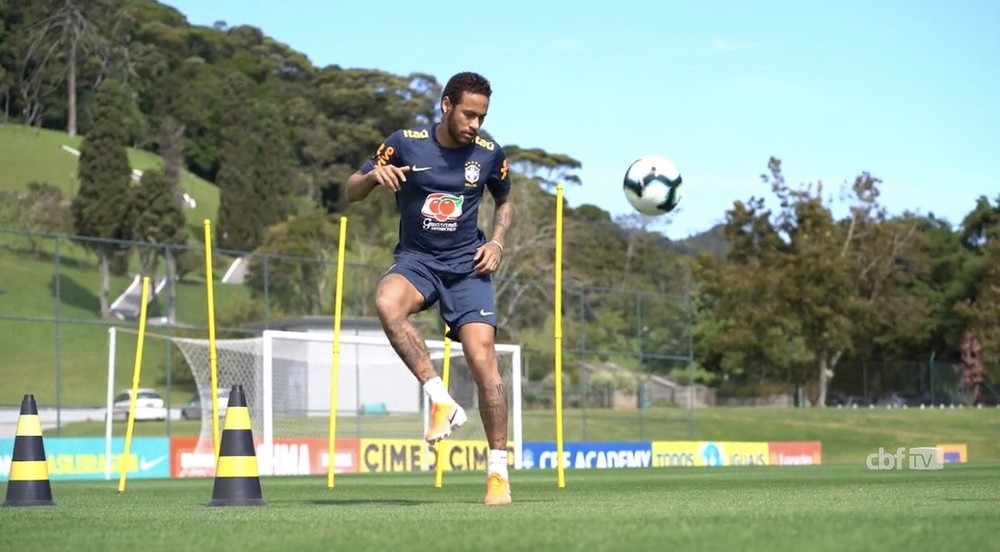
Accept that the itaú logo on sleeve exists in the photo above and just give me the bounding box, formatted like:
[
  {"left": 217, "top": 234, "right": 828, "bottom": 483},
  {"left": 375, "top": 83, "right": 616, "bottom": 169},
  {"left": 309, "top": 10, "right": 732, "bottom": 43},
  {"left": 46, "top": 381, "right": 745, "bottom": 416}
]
[{"left": 421, "top": 193, "right": 463, "bottom": 231}]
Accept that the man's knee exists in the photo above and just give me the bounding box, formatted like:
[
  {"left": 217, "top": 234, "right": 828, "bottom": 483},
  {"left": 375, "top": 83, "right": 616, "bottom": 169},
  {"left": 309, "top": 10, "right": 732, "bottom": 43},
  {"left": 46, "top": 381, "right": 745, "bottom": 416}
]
[
  {"left": 376, "top": 274, "right": 421, "bottom": 319},
  {"left": 460, "top": 326, "right": 500, "bottom": 377}
]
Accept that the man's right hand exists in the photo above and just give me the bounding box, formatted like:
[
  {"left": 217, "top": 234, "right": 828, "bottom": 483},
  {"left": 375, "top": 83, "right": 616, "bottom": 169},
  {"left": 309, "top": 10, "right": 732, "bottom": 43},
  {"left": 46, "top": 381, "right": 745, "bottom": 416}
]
[{"left": 367, "top": 164, "right": 410, "bottom": 192}]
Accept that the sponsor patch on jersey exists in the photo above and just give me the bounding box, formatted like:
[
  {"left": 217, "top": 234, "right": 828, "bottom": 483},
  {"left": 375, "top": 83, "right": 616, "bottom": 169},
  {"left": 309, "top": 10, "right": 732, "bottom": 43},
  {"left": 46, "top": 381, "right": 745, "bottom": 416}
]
[
  {"left": 420, "top": 193, "right": 463, "bottom": 232},
  {"left": 402, "top": 129, "right": 429, "bottom": 139},
  {"left": 473, "top": 135, "right": 495, "bottom": 150}
]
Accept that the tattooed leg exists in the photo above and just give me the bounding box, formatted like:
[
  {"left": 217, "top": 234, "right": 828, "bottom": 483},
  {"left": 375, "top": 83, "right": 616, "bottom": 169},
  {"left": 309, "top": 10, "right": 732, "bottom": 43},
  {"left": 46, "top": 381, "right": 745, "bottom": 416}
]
[
  {"left": 460, "top": 323, "right": 508, "bottom": 450},
  {"left": 375, "top": 274, "right": 437, "bottom": 383}
]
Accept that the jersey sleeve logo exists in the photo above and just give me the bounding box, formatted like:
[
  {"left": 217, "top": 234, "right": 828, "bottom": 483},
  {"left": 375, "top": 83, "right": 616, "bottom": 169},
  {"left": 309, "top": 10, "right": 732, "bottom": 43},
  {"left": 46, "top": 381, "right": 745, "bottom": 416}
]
[
  {"left": 473, "top": 135, "right": 495, "bottom": 150},
  {"left": 374, "top": 143, "right": 395, "bottom": 167},
  {"left": 499, "top": 158, "right": 509, "bottom": 181},
  {"left": 464, "top": 161, "right": 481, "bottom": 186},
  {"left": 421, "top": 192, "right": 464, "bottom": 224},
  {"left": 402, "top": 129, "right": 429, "bottom": 139}
]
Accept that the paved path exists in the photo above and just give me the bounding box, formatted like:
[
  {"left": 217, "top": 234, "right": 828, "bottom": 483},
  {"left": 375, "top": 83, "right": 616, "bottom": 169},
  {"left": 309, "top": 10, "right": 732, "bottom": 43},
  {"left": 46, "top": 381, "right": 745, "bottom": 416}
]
[{"left": 0, "top": 407, "right": 183, "bottom": 438}]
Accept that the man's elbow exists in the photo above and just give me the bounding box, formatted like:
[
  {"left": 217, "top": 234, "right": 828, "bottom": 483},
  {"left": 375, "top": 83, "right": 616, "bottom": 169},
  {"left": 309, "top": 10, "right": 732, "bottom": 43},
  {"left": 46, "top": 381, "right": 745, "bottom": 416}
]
[{"left": 345, "top": 174, "right": 368, "bottom": 203}]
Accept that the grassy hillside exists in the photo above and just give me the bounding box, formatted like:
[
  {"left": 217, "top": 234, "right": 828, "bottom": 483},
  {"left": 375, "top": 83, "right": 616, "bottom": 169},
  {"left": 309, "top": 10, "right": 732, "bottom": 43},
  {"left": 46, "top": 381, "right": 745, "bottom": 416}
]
[
  {"left": 0, "top": 123, "right": 219, "bottom": 240},
  {"left": 0, "top": 246, "right": 252, "bottom": 406},
  {"left": 0, "top": 123, "right": 248, "bottom": 406}
]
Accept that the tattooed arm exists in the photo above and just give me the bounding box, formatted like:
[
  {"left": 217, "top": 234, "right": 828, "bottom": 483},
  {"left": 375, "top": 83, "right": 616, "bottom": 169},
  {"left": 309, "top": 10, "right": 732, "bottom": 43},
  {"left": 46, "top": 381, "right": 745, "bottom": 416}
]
[
  {"left": 475, "top": 195, "right": 514, "bottom": 275},
  {"left": 490, "top": 195, "right": 514, "bottom": 247}
]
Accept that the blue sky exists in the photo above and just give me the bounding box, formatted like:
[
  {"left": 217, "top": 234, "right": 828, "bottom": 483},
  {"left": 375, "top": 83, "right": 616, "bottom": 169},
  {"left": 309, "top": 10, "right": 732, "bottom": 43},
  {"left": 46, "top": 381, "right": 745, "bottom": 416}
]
[{"left": 166, "top": 0, "right": 999, "bottom": 240}]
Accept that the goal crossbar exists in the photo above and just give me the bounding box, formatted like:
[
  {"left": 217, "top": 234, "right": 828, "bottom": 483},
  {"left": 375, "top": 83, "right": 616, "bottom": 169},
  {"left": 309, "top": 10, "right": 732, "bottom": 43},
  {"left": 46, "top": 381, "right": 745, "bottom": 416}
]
[{"left": 261, "top": 329, "right": 524, "bottom": 469}]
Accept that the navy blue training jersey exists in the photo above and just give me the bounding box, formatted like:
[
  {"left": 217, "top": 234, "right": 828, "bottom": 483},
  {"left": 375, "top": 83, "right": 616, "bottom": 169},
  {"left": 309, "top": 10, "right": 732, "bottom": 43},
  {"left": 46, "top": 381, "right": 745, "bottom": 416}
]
[{"left": 360, "top": 125, "right": 512, "bottom": 263}]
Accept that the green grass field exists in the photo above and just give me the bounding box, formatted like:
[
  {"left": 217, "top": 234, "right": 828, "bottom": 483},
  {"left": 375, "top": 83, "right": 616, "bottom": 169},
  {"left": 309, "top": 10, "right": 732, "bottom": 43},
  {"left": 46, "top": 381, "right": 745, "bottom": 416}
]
[{"left": 1, "top": 466, "right": 998, "bottom": 551}]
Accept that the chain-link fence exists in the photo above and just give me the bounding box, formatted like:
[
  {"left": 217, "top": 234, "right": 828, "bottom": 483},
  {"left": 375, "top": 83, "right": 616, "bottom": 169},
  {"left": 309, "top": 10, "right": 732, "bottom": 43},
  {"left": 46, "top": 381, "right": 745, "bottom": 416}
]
[
  {"left": 0, "top": 228, "right": 698, "bottom": 441},
  {"left": 827, "top": 359, "right": 999, "bottom": 407}
]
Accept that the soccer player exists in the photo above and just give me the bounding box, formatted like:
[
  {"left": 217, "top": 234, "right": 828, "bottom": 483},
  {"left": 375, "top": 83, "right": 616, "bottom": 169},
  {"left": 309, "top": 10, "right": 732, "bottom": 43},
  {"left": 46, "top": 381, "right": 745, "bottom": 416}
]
[{"left": 345, "top": 72, "right": 514, "bottom": 505}]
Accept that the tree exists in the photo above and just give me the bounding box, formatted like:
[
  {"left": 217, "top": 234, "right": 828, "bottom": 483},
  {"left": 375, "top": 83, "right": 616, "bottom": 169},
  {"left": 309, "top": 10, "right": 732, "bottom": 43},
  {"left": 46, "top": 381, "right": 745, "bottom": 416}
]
[
  {"left": 252, "top": 99, "right": 293, "bottom": 228},
  {"left": 954, "top": 196, "right": 1000, "bottom": 400},
  {"left": 695, "top": 158, "right": 929, "bottom": 406},
  {"left": 131, "top": 168, "right": 187, "bottom": 323},
  {"left": 216, "top": 72, "right": 295, "bottom": 252},
  {"left": 0, "top": 181, "right": 73, "bottom": 256},
  {"left": 504, "top": 145, "right": 582, "bottom": 189},
  {"left": 215, "top": 72, "right": 258, "bottom": 251},
  {"left": 244, "top": 212, "right": 340, "bottom": 315},
  {"left": 21, "top": 0, "right": 107, "bottom": 135},
  {"left": 155, "top": 115, "right": 187, "bottom": 211},
  {"left": 71, "top": 79, "right": 132, "bottom": 317}
]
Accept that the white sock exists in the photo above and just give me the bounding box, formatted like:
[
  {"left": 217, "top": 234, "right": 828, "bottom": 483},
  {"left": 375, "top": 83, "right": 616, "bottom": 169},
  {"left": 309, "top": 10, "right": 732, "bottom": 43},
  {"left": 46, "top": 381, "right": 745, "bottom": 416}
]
[
  {"left": 422, "top": 377, "right": 453, "bottom": 404},
  {"left": 488, "top": 449, "right": 509, "bottom": 479}
]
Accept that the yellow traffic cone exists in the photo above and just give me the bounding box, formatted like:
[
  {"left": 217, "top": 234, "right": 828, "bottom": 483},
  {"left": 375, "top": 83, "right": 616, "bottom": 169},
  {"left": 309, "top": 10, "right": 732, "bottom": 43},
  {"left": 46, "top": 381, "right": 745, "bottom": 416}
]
[
  {"left": 207, "top": 385, "right": 266, "bottom": 506},
  {"left": 3, "top": 394, "right": 55, "bottom": 507}
]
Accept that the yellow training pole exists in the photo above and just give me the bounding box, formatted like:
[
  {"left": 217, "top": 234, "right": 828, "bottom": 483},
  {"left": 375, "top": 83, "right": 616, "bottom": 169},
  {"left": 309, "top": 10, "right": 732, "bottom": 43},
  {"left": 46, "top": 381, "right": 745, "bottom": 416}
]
[
  {"left": 328, "top": 216, "right": 348, "bottom": 488},
  {"left": 434, "top": 325, "right": 453, "bottom": 488},
  {"left": 554, "top": 184, "right": 566, "bottom": 488},
  {"left": 118, "top": 276, "right": 151, "bottom": 493},
  {"left": 203, "top": 219, "right": 221, "bottom": 458}
]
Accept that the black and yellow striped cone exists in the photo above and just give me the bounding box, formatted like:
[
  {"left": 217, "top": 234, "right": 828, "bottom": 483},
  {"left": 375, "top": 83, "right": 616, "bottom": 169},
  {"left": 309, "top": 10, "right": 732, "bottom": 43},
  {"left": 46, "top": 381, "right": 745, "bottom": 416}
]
[
  {"left": 207, "top": 385, "right": 265, "bottom": 506},
  {"left": 3, "top": 394, "right": 55, "bottom": 507}
]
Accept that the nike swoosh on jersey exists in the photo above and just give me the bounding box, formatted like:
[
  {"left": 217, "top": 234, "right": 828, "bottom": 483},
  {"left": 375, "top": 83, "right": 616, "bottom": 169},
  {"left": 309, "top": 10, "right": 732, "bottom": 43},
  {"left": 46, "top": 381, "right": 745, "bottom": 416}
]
[
  {"left": 479, "top": 309, "right": 494, "bottom": 316},
  {"left": 411, "top": 166, "right": 433, "bottom": 172}
]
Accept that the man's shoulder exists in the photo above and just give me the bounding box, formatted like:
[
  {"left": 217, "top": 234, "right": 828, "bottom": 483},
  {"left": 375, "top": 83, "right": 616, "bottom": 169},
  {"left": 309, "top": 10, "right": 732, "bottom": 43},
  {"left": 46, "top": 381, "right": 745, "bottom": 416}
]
[{"left": 472, "top": 134, "right": 501, "bottom": 153}]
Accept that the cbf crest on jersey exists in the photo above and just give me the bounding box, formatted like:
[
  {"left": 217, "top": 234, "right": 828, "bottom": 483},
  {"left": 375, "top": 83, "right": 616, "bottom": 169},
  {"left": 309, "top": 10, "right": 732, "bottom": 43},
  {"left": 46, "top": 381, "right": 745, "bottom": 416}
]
[{"left": 464, "top": 161, "right": 481, "bottom": 187}]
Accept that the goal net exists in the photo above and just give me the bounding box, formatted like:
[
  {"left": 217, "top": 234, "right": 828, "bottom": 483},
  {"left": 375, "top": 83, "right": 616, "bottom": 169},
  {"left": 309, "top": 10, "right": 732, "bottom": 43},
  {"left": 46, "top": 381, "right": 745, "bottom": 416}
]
[{"left": 105, "top": 327, "right": 523, "bottom": 475}]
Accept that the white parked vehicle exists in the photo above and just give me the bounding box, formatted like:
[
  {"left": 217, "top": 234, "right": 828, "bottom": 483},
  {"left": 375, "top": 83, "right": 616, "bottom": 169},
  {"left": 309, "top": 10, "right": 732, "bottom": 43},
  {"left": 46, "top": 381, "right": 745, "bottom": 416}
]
[
  {"left": 111, "top": 388, "right": 167, "bottom": 422},
  {"left": 180, "top": 388, "right": 231, "bottom": 420}
]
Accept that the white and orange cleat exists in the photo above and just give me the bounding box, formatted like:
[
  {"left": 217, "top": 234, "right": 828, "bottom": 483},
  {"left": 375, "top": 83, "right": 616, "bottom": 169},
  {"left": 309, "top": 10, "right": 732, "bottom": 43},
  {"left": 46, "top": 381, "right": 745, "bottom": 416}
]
[
  {"left": 483, "top": 472, "right": 511, "bottom": 505},
  {"left": 424, "top": 402, "right": 467, "bottom": 444}
]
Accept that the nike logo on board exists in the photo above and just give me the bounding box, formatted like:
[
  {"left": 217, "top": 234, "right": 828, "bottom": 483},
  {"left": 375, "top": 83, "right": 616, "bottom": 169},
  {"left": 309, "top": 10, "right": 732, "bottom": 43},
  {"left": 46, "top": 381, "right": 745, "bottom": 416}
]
[{"left": 139, "top": 456, "right": 167, "bottom": 471}]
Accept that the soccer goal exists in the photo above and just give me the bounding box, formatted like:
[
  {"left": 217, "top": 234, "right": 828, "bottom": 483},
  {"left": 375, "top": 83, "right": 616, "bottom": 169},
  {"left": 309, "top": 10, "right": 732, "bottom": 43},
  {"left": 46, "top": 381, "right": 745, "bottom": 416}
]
[{"left": 104, "top": 327, "right": 524, "bottom": 474}]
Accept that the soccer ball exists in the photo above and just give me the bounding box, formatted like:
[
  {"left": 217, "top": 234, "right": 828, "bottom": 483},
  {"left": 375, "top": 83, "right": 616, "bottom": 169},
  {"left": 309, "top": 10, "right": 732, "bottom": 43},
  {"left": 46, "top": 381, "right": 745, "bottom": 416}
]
[{"left": 622, "top": 155, "right": 683, "bottom": 216}]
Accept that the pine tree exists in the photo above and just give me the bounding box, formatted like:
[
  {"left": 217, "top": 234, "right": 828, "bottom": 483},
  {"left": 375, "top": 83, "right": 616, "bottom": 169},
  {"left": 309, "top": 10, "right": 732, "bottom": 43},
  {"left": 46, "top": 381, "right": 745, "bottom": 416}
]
[
  {"left": 132, "top": 168, "right": 187, "bottom": 322},
  {"left": 216, "top": 75, "right": 295, "bottom": 252},
  {"left": 216, "top": 73, "right": 258, "bottom": 251},
  {"left": 71, "top": 79, "right": 133, "bottom": 318},
  {"left": 253, "top": 100, "right": 293, "bottom": 229}
]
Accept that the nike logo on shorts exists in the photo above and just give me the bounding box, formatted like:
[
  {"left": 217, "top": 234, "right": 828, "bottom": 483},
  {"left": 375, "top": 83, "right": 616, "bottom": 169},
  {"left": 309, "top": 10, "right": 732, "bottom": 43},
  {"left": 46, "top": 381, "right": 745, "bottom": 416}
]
[
  {"left": 480, "top": 309, "right": 494, "bottom": 316},
  {"left": 411, "top": 166, "right": 432, "bottom": 172}
]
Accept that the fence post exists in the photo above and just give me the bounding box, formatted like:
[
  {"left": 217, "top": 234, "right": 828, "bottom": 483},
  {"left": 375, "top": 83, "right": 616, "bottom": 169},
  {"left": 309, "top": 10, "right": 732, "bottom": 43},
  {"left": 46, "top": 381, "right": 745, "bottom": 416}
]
[
  {"left": 579, "top": 287, "right": 587, "bottom": 441},
  {"left": 863, "top": 362, "right": 869, "bottom": 404},
  {"left": 263, "top": 254, "right": 271, "bottom": 327},
  {"left": 929, "top": 351, "right": 936, "bottom": 405},
  {"left": 53, "top": 234, "right": 62, "bottom": 435},
  {"left": 636, "top": 291, "right": 644, "bottom": 441}
]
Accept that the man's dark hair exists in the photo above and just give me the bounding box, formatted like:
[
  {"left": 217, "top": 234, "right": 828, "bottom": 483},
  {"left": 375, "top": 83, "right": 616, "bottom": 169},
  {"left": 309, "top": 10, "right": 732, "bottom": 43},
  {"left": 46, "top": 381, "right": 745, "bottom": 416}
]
[{"left": 442, "top": 72, "right": 492, "bottom": 106}]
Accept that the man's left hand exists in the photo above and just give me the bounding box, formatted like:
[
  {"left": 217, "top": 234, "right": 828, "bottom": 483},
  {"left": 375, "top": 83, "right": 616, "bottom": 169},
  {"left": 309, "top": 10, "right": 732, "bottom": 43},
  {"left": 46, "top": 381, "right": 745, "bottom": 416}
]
[{"left": 474, "top": 241, "right": 503, "bottom": 275}]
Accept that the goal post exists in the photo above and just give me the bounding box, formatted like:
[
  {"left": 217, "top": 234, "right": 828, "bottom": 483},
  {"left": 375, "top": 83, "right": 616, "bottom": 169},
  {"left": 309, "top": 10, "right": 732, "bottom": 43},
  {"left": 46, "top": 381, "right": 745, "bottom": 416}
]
[
  {"left": 259, "top": 329, "right": 524, "bottom": 470},
  {"left": 104, "top": 326, "right": 524, "bottom": 474}
]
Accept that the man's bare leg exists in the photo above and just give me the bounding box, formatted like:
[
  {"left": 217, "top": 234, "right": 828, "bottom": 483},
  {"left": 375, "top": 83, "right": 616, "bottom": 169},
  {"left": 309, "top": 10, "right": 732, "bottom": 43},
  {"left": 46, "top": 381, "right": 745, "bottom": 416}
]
[
  {"left": 459, "top": 322, "right": 511, "bottom": 504},
  {"left": 376, "top": 273, "right": 466, "bottom": 442},
  {"left": 374, "top": 274, "right": 437, "bottom": 383},
  {"left": 458, "top": 322, "right": 507, "bottom": 449}
]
